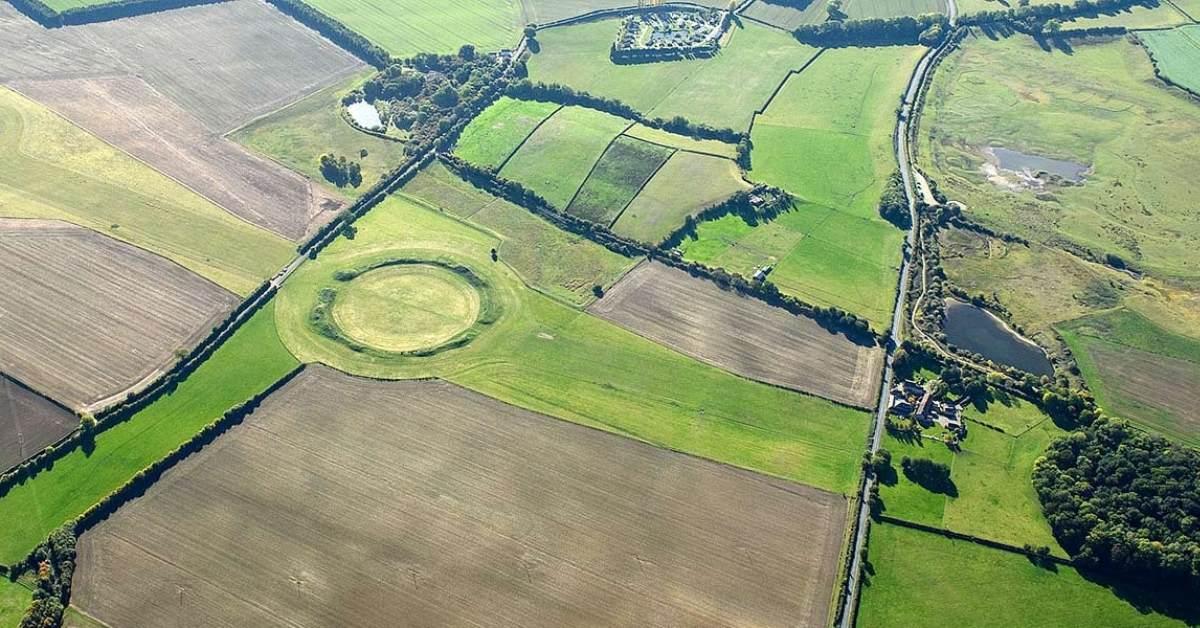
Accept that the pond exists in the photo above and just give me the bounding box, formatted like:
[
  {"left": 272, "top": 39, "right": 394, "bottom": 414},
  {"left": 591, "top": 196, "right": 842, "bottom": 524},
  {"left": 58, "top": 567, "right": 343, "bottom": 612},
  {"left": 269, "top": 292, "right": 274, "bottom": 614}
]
[
  {"left": 942, "top": 299, "right": 1054, "bottom": 376},
  {"left": 990, "top": 146, "right": 1088, "bottom": 183},
  {"left": 346, "top": 101, "right": 383, "bottom": 131}
]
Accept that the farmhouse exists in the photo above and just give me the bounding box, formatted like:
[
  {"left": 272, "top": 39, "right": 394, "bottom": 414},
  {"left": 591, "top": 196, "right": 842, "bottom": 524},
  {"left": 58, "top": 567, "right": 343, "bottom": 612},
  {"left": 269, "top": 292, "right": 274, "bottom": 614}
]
[{"left": 889, "top": 380, "right": 966, "bottom": 434}]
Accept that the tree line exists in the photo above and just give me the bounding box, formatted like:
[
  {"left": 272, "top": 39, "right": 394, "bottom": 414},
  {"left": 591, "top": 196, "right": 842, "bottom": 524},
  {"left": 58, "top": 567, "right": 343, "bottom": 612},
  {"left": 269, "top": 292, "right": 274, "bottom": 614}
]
[
  {"left": 17, "top": 528, "right": 75, "bottom": 628},
  {"left": 7, "top": 0, "right": 222, "bottom": 27},
  {"left": 505, "top": 80, "right": 746, "bottom": 145},
  {"left": 793, "top": 14, "right": 949, "bottom": 47}
]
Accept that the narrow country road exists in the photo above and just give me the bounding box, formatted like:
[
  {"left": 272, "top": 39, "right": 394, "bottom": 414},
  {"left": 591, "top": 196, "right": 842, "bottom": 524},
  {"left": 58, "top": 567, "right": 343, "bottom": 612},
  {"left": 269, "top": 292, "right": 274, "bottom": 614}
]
[{"left": 835, "top": 4, "right": 957, "bottom": 625}]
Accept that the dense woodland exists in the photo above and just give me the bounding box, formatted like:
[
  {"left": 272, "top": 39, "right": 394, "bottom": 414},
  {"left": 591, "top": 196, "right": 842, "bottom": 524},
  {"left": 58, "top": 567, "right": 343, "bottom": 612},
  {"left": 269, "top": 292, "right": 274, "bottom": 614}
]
[{"left": 1034, "top": 419, "right": 1200, "bottom": 583}]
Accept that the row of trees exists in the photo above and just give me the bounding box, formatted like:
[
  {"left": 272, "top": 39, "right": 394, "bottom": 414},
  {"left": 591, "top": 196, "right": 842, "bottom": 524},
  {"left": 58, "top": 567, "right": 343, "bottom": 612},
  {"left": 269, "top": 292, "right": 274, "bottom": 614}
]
[
  {"left": 1033, "top": 418, "right": 1200, "bottom": 584},
  {"left": 793, "top": 14, "right": 949, "bottom": 47},
  {"left": 7, "top": 0, "right": 219, "bottom": 27},
  {"left": 505, "top": 80, "right": 746, "bottom": 144}
]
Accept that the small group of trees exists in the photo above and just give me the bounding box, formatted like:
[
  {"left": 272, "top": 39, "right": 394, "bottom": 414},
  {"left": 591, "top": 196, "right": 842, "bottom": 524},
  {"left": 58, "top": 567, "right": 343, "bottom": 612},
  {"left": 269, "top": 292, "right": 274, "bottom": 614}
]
[
  {"left": 1033, "top": 418, "right": 1200, "bottom": 585},
  {"left": 361, "top": 48, "right": 508, "bottom": 151},
  {"left": 877, "top": 170, "right": 910, "bottom": 229},
  {"left": 19, "top": 528, "right": 75, "bottom": 628},
  {"left": 319, "top": 154, "right": 363, "bottom": 188}
]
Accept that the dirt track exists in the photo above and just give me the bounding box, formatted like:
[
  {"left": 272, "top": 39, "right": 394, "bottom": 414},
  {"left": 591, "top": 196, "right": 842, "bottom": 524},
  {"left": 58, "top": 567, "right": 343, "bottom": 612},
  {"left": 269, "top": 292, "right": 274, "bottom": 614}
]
[
  {"left": 589, "top": 261, "right": 884, "bottom": 407},
  {"left": 0, "top": 374, "right": 75, "bottom": 471},
  {"left": 11, "top": 75, "right": 342, "bottom": 241},
  {"left": 0, "top": 220, "right": 237, "bottom": 409},
  {"left": 74, "top": 365, "right": 847, "bottom": 628}
]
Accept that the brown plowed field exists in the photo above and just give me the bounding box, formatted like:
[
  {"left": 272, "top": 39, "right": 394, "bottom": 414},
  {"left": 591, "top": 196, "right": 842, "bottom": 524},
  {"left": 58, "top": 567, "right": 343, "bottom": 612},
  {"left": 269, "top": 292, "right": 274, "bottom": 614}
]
[
  {"left": 589, "top": 261, "right": 883, "bottom": 408},
  {"left": 0, "top": 220, "right": 238, "bottom": 409},
  {"left": 0, "top": 1, "right": 363, "bottom": 133},
  {"left": 73, "top": 366, "right": 848, "bottom": 628},
  {"left": 1089, "top": 343, "right": 1200, "bottom": 437},
  {"left": 0, "top": 374, "right": 76, "bottom": 471},
  {"left": 12, "top": 76, "right": 342, "bottom": 241}
]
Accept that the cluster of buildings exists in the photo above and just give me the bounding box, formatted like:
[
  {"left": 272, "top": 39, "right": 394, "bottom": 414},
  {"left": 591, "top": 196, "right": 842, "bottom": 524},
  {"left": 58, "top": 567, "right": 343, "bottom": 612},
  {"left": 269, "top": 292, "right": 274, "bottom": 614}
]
[
  {"left": 611, "top": 8, "right": 729, "bottom": 61},
  {"left": 888, "top": 380, "right": 966, "bottom": 435}
]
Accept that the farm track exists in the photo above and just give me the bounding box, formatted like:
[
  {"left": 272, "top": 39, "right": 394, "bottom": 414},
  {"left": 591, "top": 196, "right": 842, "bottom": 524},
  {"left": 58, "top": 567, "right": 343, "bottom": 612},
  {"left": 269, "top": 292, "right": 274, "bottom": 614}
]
[
  {"left": 590, "top": 261, "right": 884, "bottom": 408},
  {"left": 74, "top": 366, "right": 848, "bottom": 628}
]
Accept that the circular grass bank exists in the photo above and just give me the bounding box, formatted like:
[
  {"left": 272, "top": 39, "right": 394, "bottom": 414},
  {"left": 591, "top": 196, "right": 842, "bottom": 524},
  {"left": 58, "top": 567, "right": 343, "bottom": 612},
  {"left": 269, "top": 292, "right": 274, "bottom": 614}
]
[{"left": 309, "top": 259, "right": 500, "bottom": 359}]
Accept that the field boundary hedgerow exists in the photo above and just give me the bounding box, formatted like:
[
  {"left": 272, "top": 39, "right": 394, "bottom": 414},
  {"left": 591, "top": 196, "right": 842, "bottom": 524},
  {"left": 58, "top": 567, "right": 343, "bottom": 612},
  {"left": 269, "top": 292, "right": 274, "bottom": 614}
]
[
  {"left": 875, "top": 515, "right": 1074, "bottom": 565},
  {"left": 7, "top": 0, "right": 223, "bottom": 28}
]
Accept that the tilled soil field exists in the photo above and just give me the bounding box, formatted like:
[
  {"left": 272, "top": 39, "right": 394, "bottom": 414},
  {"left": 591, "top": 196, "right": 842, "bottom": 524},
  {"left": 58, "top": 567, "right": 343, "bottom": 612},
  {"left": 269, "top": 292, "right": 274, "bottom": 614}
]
[
  {"left": 0, "top": 374, "right": 76, "bottom": 471},
  {"left": 1089, "top": 343, "right": 1200, "bottom": 438},
  {"left": 589, "top": 261, "right": 883, "bottom": 408},
  {"left": 73, "top": 365, "right": 848, "bottom": 628},
  {"left": 11, "top": 76, "right": 342, "bottom": 241},
  {"left": 0, "top": 1, "right": 363, "bottom": 133},
  {"left": 0, "top": 220, "right": 238, "bottom": 409}
]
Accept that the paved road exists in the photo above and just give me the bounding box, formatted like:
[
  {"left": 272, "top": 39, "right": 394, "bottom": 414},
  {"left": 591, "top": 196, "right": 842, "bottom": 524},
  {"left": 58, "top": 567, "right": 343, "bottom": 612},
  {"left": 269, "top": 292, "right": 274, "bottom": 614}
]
[{"left": 835, "top": 6, "right": 956, "bottom": 625}]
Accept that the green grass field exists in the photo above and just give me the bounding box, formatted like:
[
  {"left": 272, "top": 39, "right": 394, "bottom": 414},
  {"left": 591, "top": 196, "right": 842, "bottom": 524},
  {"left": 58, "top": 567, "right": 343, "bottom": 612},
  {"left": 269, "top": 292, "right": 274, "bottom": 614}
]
[
  {"left": 499, "top": 105, "right": 630, "bottom": 208},
  {"left": 878, "top": 394, "right": 1064, "bottom": 551},
  {"left": 0, "top": 304, "right": 299, "bottom": 565},
  {"left": 843, "top": 0, "right": 946, "bottom": 18},
  {"left": 1060, "top": 2, "right": 1192, "bottom": 29},
  {"left": 232, "top": 70, "right": 410, "bottom": 199},
  {"left": 402, "top": 162, "right": 636, "bottom": 306},
  {"left": 526, "top": 19, "right": 819, "bottom": 131},
  {"left": 614, "top": 151, "right": 750, "bottom": 244},
  {"left": 750, "top": 46, "right": 923, "bottom": 219},
  {"left": 676, "top": 200, "right": 904, "bottom": 329},
  {"left": 0, "top": 579, "right": 29, "bottom": 628},
  {"left": 858, "top": 523, "right": 1190, "bottom": 628},
  {"left": 920, "top": 33, "right": 1200, "bottom": 283},
  {"left": 0, "top": 87, "right": 291, "bottom": 295},
  {"left": 623, "top": 123, "right": 738, "bottom": 159},
  {"left": 1140, "top": 26, "right": 1200, "bottom": 97},
  {"left": 37, "top": 0, "right": 102, "bottom": 9},
  {"left": 567, "top": 136, "right": 673, "bottom": 225},
  {"left": 452, "top": 97, "right": 560, "bottom": 169},
  {"left": 1057, "top": 308, "right": 1200, "bottom": 445},
  {"left": 274, "top": 193, "right": 871, "bottom": 493},
  {"left": 301, "top": 0, "right": 522, "bottom": 57}
]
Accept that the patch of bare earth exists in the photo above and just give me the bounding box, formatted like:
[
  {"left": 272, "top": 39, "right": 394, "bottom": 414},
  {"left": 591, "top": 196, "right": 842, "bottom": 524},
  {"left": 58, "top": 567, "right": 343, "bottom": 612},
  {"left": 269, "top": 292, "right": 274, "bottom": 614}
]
[
  {"left": 0, "top": 1, "right": 364, "bottom": 133},
  {"left": 0, "top": 374, "right": 75, "bottom": 471},
  {"left": 589, "top": 261, "right": 884, "bottom": 408},
  {"left": 0, "top": 219, "right": 238, "bottom": 409},
  {"left": 1089, "top": 343, "right": 1200, "bottom": 435},
  {"left": 73, "top": 365, "right": 847, "bottom": 628},
  {"left": 11, "top": 76, "right": 341, "bottom": 240}
]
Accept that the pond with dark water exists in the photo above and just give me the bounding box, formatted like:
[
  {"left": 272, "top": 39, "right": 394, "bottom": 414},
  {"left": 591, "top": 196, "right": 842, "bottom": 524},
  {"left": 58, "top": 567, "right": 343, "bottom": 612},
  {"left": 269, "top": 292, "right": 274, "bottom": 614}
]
[
  {"left": 991, "top": 147, "right": 1088, "bottom": 182},
  {"left": 943, "top": 299, "right": 1054, "bottom": 376}
]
